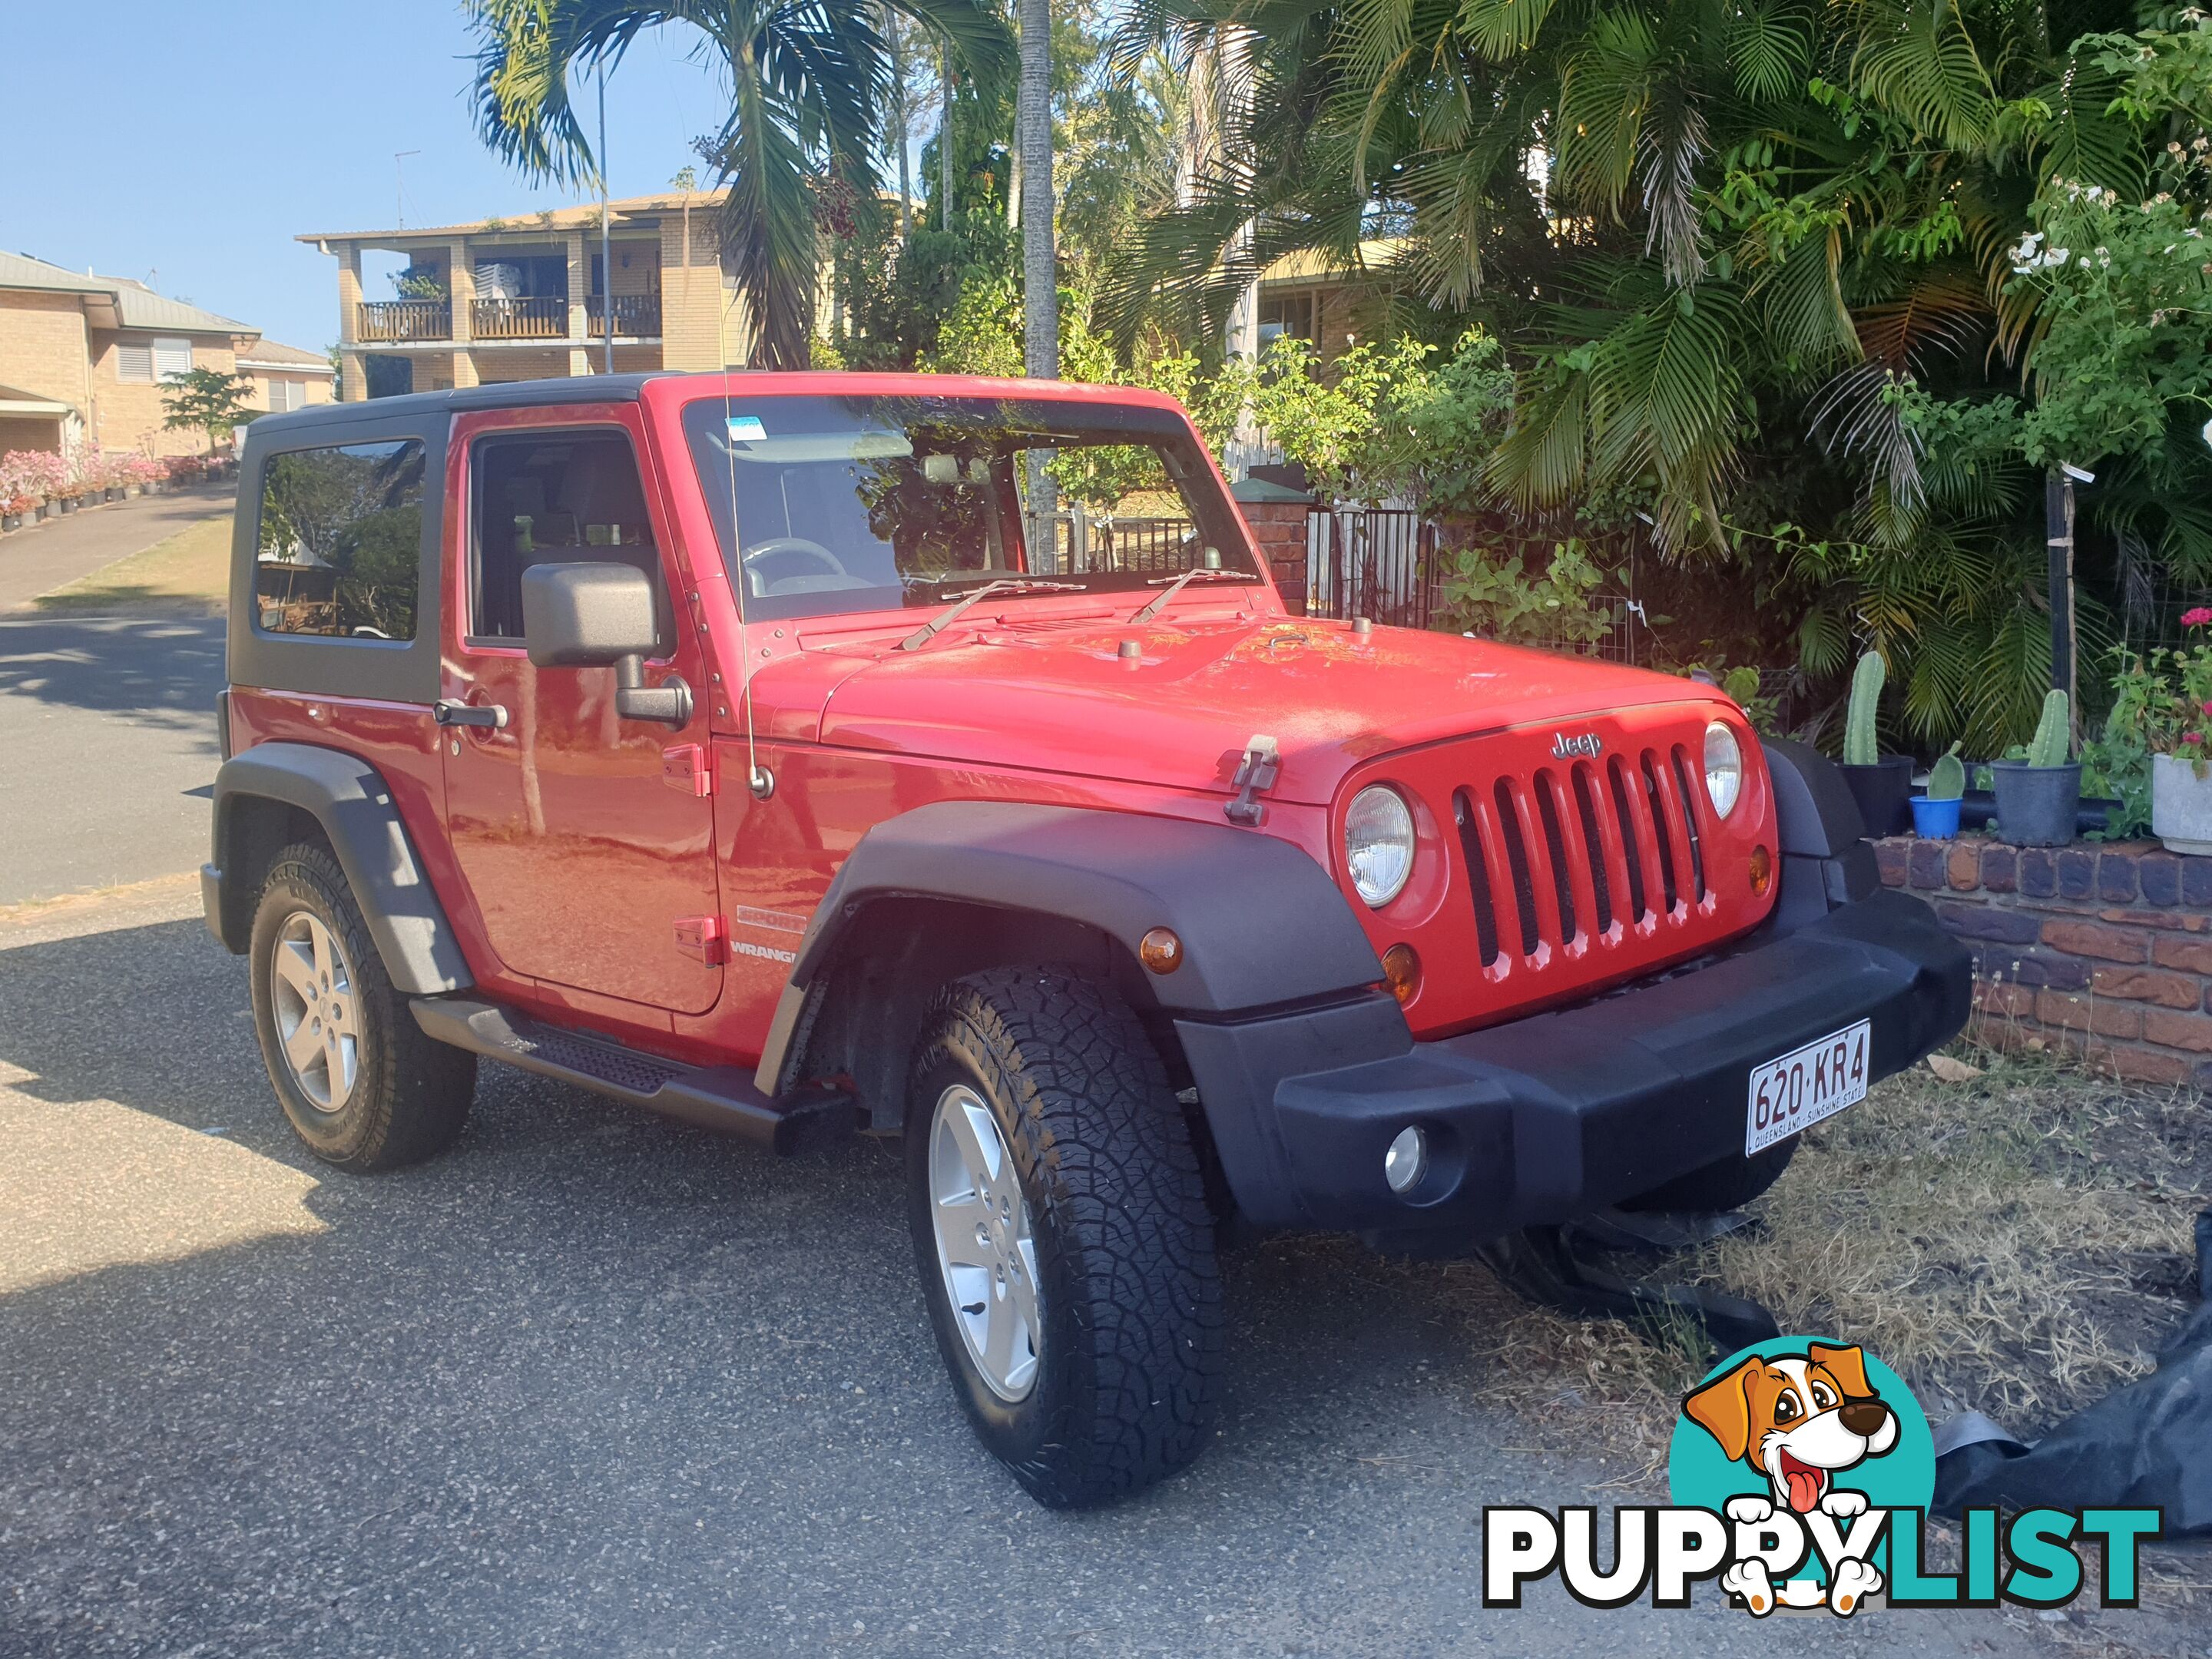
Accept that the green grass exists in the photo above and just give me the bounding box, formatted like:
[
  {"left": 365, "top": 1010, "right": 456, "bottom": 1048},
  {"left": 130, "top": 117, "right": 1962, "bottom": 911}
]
[{"left": 33, "top": 516, "right": 230, "bottom": 614}]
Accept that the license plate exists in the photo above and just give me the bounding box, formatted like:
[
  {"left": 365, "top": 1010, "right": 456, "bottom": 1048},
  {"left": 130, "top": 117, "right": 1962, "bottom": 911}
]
[{"left": 1746, "top": 1021, "right": 1872, "bottom": 1155}]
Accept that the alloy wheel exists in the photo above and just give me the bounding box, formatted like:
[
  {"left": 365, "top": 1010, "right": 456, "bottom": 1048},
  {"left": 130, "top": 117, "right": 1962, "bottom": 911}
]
[
  {"left": 927, "top": 1083, "right": 1042, "bottom": 1401},
  {"left": 269, "top": 910, "right": 359, "bottom": 1114}
]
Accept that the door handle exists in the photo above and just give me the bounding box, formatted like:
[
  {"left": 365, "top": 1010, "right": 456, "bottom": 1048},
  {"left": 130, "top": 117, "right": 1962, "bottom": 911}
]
[{"left": 434, "top": 700, "right": 508, "bottom": 730}]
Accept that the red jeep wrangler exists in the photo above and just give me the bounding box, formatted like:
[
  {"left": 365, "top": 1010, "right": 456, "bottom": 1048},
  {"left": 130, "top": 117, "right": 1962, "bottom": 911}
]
[{"left": 204, "top": 372, "right": 1968, "bottom": 1506}]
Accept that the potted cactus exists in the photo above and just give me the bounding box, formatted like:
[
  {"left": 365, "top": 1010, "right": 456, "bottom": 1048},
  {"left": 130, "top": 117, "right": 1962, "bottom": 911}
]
[
  {"left": 1837, "top": 651, "right": 1912, "bottom": 836},
  {"left": 1989, "top": 690, "right": 2080, "bottom": 846},
  {"left": 1911, "top": 743, "right": 1966, "bottom": 838}
]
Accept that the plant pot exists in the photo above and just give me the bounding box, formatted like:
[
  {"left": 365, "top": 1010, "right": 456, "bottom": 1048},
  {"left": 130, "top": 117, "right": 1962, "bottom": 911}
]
[
  {"left": 1839, "top": 754, "right": 1915, "bottom": 837},
  {"left": 1988, "top": 761, "right": 2080, "bottom": 847},
  {"left": 123, "top": 484, "right": 139, "bottom": 498},
  {"left": 56, "top": 496, "right": 76, "bottom": 515},
  {"left": 2153, "top": 753, "right": 2212, "bottom": 856},
  {"left": 1910, "top": 794, "right": 1962, "bottom": 839},
  {"left": 2, "top": 513, "right": 19, "bottom": 533},
  {"left": 104, "top": 486, "right": 120, "bottom": 502},
  {"left": 31, "top": 502, "right": 47, "bottom": 522}
]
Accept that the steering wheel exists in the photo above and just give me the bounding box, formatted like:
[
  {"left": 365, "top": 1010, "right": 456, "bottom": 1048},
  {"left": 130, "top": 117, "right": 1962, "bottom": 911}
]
[{"left": 741, "top": 537, "right": 848, "bottom": 585}]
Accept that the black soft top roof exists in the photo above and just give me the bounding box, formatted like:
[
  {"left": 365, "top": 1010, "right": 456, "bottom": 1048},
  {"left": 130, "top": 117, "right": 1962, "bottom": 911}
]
[{"left": 246, "top": 373, "right": 672, "bottom": 438}]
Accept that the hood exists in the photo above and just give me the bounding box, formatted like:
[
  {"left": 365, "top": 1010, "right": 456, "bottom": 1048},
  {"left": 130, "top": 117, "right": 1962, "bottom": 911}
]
[{"left": 810, "top": 612, "right": 1736, "bottom": 804}]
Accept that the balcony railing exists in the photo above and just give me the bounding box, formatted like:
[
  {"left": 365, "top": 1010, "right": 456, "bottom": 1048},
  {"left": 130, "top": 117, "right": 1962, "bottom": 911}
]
[
  {"left": 472, "top": 296, "right": 569, "bottom": 339},
  {"left": 356, "top": 300, "right": 451, "bottom": 343},
  {"left": 587, "top": 293, "right": 662, "bottom": 337}
]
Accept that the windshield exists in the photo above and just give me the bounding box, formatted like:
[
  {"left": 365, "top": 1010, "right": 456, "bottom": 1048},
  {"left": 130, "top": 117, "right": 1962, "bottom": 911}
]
[{"left": 679, "top": 393, "right": 1257, "bottom": 622}]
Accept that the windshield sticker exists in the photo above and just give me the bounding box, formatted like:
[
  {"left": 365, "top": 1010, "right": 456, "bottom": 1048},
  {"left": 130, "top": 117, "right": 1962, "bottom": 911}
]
[{"left": 726, "top": 415, "right": 767, "bottom": 442}]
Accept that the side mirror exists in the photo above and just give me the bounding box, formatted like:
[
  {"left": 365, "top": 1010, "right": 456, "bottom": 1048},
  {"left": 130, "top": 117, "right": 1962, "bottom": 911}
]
[{"left": 518, "top": 562, "right": 690, "bottom": 727}]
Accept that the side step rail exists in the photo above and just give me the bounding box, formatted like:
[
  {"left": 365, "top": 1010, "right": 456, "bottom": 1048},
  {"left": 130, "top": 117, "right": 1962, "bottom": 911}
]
[{"left": 411, "top": 996, "right": 856, "bottom": 1155}]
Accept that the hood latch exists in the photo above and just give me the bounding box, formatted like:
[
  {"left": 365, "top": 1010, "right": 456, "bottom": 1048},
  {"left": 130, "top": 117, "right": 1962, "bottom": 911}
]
[{"left": 1225, "top": 734, "right": 1280, "bottom": 826}]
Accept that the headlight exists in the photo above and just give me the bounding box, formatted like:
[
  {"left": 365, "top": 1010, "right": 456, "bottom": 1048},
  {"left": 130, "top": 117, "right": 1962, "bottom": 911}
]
[
  {"left": 1704, "top": 721, "right": 1743, "bottom": 819},
  {"left": 1345, "top": 785, "right": 1416, "bottom": 907}
]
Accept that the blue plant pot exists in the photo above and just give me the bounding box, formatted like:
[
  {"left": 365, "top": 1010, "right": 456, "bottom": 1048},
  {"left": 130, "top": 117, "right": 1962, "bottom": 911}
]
[{"left": 1910, "top": 795, "right": 1962, "bottom": 839}]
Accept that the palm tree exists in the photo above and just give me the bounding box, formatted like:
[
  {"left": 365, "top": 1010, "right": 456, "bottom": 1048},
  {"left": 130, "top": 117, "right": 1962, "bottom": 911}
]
[
  {"left": 1016, "top": 0, "right": 1055, "bottom": 380},
  {"left": 468, "top": 0, "right": 1012, "bottom": 370},
  {"left": 1104, "top": 0, "right": 2207, "bottom": 750}
]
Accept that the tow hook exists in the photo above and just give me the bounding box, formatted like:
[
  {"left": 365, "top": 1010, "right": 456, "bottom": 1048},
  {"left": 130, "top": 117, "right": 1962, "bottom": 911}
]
[{"left": 1225, "top": 734, "right": 1280, "bottom": 826}]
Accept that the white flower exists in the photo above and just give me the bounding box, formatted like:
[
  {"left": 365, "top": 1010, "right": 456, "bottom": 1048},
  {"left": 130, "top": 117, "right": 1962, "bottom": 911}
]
[{"left": 2042, "top": 247, "right": 2072, "bottom": 267}]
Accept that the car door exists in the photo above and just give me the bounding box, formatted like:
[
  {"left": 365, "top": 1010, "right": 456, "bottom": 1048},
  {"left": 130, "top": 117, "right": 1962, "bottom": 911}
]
[{"left": 439, "top": 406, "right": 722, "bottom": 1015}]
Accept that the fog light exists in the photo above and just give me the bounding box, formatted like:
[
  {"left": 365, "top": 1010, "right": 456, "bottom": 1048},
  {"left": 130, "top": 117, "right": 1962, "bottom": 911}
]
[
  {"left": 1139, "top": 927, "right": 1184, "bottom": 973},
  {"left": 1380, "top": 942, "right": 1421, "bottom": 1005},
  {"left": 1749, "top": 844, "right": 1773, "bottom": 896},
  {"left": 1385, "top": 1126, "right": 1428, "bottom": 1194}
]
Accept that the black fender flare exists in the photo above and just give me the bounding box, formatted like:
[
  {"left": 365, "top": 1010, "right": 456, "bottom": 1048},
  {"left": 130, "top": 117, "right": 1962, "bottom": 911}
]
[
  {"left": 204, "top": 742, "right": 472, "bottom": 995},
  {"left": 753, "top": 800, "right": 1390, "bottom": 1094},
  {"left": 1760, "top": 737, "right": 1881, "bottom": 932}
]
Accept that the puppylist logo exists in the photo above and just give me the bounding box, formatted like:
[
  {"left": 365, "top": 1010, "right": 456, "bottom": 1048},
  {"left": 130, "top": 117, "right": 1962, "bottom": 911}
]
[{"left": 1484, "top": 1336, "right": 2162, "bottom": 1618}]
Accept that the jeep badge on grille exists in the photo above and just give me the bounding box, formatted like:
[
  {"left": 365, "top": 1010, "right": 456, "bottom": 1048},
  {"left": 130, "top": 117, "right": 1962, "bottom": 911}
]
[{"left": 1550, "top": 731, "right": 1603, "bottom": 760}]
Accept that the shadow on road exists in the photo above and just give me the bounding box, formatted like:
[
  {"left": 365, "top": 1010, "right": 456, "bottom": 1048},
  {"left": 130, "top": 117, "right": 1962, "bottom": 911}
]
[
  {"left": 0, "top": 912, "right": 2034, "bottom": 1658},
  {"left": 0, "top": 614, "right": 225, "bottom": 736}
]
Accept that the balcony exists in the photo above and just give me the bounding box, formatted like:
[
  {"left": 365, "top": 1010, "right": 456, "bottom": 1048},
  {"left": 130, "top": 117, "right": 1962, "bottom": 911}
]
[
  {"left": 472, "top": 296, "right": 568, "bottom": 339},
  {"left": 587, "top": 293, "right": 661, "bottom": 337},
  {"left": 356, "top": 300, "right": 451, "bottom": 343}
]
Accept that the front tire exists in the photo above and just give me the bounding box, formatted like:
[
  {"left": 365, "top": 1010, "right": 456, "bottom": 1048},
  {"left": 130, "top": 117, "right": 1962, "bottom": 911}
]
[
  {"left": 249, "top": 842, "right": 475, "bottom": 1172},
  {"left": 906, "top": 965, "right": 1224, "bottom": 1508}
]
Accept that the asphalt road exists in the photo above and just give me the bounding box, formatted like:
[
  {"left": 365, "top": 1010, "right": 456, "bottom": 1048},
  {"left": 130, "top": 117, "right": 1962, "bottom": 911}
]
[
  {"left": 0, "top": 884, "right": 2119, "bottom": 1659},
  {"left": 0, "top": 483, "right": 233, "bottom": 613},
  {"left": 0, "top": 613, "right": 225, "bottom": 905}
]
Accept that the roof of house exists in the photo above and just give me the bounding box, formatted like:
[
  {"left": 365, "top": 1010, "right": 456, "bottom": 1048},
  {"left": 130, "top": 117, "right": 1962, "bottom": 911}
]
[
  {"left": 237, "top": 338, "right": 334, "bottom": 373},
  {"left": 298, "top": 190, "right": 724, "bottom": 247},
  {"left": 1259, "top": 238, "right": 1409, "bottom": 286},
  {"left": 0, "top": 382, "right": 75, "bottom": 417},
  {"left": 0, "top": 250, "right": 255, "bottom": 336}
]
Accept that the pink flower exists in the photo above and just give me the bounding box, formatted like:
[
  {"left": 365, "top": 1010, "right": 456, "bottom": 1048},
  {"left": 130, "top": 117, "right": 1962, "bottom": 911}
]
[
  {"left": 2189, "top": 731, "right": 2207, "bottom": 746},
  {"left": 2183, "top": 607, "right": 2212, "bottom": 627}
]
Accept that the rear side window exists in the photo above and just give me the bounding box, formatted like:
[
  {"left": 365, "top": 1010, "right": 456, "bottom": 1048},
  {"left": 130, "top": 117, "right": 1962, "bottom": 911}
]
[{"left": 254, "top": 439, "right": 426, "bottom": 641}]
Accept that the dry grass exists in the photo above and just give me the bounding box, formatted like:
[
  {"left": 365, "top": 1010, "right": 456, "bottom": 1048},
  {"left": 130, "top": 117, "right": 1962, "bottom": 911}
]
[
  {"left": 33, "top": 515, "right": 229, "bottom": 614},
  {"left": 1463, "top": 1045, "right": 2207, "bottom": 1491}
]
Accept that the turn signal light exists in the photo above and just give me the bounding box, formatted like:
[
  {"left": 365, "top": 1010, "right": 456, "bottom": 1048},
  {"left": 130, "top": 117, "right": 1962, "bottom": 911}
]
[
  {"left": 1749, "top": 844, "right": 1773, "bottom": 896},
  {"left": 1139, "top": 927, "right": 1184, "bottom": 974},
  {"left": 1381, "top": 943, "right": 1421, "bottom": 1005}
]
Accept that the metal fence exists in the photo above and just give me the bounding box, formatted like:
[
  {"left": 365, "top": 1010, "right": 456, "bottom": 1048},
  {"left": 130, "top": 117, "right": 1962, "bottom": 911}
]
[
  {"left": 1304, "top": 508, "right": 1439, "bottom": 629},
  {"left": 1302, "top": 505, "right": 1641, "bottom": 662},
  {"left": 1030, "top": 509, "right": 1204, "bottom": 576}
]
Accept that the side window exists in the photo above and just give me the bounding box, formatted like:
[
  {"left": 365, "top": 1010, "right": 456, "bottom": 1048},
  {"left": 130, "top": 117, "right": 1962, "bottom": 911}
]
[
  {"left": 255, "top": 439, "right": 426, "bottom": 641},
  {"left": 469, "top": 429, "right": 666, "bottom": 643}
]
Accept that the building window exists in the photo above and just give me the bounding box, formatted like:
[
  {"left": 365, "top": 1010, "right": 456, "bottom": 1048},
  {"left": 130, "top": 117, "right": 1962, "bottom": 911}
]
[
  {"left": 115, "top": 343, "right": 154, "bottom": 382},
  {"left": 253, "top": 440, "right": 426, "bottom": 640},
  {"left": 1257, "top": 292, "right": 1316, "bottom": 351},
  {"left": 267, "top": 377, "right": 302, "bottom": 412},
  {"left": 153, "top": 337, "right": 194, "bottom": 379}
]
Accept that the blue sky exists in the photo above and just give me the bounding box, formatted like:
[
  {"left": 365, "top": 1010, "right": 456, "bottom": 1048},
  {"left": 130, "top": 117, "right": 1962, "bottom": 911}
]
[{"left": 3, "top": 3, "right": 748, "bottom": 353}]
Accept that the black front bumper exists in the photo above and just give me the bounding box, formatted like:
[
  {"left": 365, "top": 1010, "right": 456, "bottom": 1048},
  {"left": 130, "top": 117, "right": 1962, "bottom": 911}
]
[{"left": 1174, "top": 886, "right": 1971, "bottom": 1237}]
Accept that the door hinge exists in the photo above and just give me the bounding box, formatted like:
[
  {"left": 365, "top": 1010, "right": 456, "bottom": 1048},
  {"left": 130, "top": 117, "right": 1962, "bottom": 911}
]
[
  {"left": 662, "top": 743, "right": 712, "bottom": 796},
  {"left": 674, "top": 915, "right": 728, "bottom": 965}
]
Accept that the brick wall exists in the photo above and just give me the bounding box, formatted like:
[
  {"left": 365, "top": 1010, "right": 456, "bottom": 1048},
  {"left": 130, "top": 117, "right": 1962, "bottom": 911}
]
[
  {"left": 1240, "top": 499, "right": 1310, "bottom": 614},
  {"left": 1876, "top": 836, "right": 2212, "bottom": 1086},
  {"left": 88, "top": 330, "right": 239, "bottom": 458},
  {"left": 0, "top": 291, "right": 92, "bottom": 426}
]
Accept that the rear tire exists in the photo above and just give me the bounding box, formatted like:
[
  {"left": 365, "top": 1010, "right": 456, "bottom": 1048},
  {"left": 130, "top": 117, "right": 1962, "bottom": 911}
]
[
  {"left": 249, "top": 842, "right": 475, "bottom": 1172},
  {"left": 906, "top": 965, "right": 1224, "bottom": 1508}
]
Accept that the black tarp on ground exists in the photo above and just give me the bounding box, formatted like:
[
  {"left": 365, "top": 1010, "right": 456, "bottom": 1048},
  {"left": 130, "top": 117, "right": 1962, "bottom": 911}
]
[{"left": 1934, "top": 1220, "right": 2212, "bottom": 1537}]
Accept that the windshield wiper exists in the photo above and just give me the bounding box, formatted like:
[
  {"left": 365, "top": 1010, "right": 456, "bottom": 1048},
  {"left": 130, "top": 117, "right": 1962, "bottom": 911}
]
[
  {"left": 1126, "top": 566, "right": 1261, "bottom": 624},
  {"left": 896, "top": 577, "right": 1084, "bottom": 651}
]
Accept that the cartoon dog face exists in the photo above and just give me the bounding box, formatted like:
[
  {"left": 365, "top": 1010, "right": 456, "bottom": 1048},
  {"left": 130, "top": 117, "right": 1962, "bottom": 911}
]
[{"left": 1683, "top": 1343, "right": 1899, "bottom": 1514}]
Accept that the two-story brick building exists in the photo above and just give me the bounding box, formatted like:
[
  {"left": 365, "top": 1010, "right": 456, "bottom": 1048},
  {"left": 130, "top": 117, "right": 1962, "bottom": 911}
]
[
  {"left": 303, "top": 190, "right": 741, "bottom": 402},
  {"left": 0, "top": 250, "right": 329, "bottom": 458}
]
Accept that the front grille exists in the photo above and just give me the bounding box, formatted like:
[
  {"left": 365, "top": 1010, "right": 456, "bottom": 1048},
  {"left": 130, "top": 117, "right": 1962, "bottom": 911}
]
[{"left": 1454, "top": 746, "right": 1710, "bottom": 969}]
